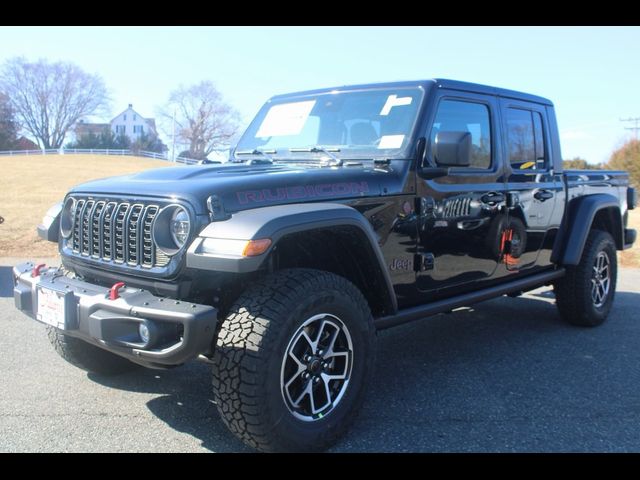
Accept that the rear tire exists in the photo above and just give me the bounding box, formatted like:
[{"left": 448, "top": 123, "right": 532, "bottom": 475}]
[
  {"left": 47, "top": 327, "right": 139, "bottom": 375},
  {"left": 211, "top": 268, "right": 376, "bottom": 452},
  {"left": 554, "top": 230, "right": 617, "bottom": 327}
]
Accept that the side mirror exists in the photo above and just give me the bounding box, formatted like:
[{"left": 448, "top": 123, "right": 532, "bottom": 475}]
[
  {"left": 415, "top": 136, "right": 449, "bottom": 180},
  {"left": 434, "top": 131, "right": 471, "bottom": 167}
]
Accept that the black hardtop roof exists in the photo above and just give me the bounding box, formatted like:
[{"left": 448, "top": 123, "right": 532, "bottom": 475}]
[{"left": 270, "top": 78, "right": 553, "bottom": 106}]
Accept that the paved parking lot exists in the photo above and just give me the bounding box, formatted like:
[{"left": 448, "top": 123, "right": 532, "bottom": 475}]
[{"left": 1, "top": 258, "right": 640, "bottom": 452}]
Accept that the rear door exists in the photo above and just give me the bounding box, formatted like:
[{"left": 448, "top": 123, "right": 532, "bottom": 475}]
[
  {"left": 500, "top": 99, "right": 564, "bottom": 271},
  {"left": 414, "top": 92, "right": 507, "bottom": 297}
]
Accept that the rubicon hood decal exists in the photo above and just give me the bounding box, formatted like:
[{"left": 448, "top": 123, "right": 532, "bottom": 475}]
[{"left": 237, "top": 182, "right": 370, "bottom": 205}]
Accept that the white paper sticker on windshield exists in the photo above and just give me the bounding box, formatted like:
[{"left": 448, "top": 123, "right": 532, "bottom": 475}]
[
  {"left": 379, "top": 95, "right": 413, "bottom": 116},
  {"left": 378, "top": 134, "right": 405, "bottom": 149},
  {"left": 255, "top": 100, "right": 316, "bottom": 138}
]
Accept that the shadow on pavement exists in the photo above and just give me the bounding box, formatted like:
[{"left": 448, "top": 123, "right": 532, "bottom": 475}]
[
  {"left": 0, "top": 266, "right": 14, "bottom": 298},
  {"left": 89, "top": 361, "right": 251, "bottom": 452},
  {"left": 87, "top": 289, "right": 640, "bottom": 452}
]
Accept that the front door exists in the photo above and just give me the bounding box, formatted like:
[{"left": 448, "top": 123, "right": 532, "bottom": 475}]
[{"left": 414, "top": 93, "right": 507, "bottom": 297}]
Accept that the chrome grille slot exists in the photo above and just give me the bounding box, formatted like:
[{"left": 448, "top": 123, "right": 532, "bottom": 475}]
[
  {"left": 155, "top": 249, "right": 170, "bottom": 267},
  {"left": 114, "top": 203, "right": 130, "bottom": 263},
  {"left": 91, "top": 201, "right": 105, "bottom": 258},
  {"left": 102, "top": 202, "right": 117, "bottom": 260},
  {"left": 126, "top": 204, "right": 144, "bottom": 266},
  {"left": 68, "top": 197, "right": 167, "bottom": 269},
  {"left": 142, "top": 206, "right": 158, "bottom": 267},
  {"left": 72, "top": 199, "right": 85, "bottom": 252},
  {"left": 81, "top": 200, "right": 94, "bottom": 255}
]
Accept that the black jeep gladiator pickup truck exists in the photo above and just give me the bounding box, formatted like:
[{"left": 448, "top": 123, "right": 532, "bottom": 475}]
[{"left": 13, "top": 79, "right": 637, "bottom": 452}]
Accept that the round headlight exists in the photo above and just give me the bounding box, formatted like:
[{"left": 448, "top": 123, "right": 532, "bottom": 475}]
[
  {"left": 170, "top": 208, "right": 190, "bottom": 247},
  {"left": 153, "top": 204, "right": 191, "bottom": 256},
  {"left": 60, "top": 197, "right": 76, "bottom": 238}
]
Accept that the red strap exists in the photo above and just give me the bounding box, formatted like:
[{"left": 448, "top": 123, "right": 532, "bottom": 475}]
[
  {"left": 109, "top": 282, "right": 126, "bottom": 300},
  {"left": 504, "top": 228, "right": 519, "bottom": 268},
  {"left": 499, "top": 228, "right": 519, "bottom": 268},
  {"left": 499, "top": 230, "right": 508, "bottom": 254},
  {"left": 31, "top": 264, "right": 46, "bottom": 278}
]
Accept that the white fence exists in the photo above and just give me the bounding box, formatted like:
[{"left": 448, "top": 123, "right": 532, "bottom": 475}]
[{"left": 0, "top": 148, "right": 203, "bottom": 165}]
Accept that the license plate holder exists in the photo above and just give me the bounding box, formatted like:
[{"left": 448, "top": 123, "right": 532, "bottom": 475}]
[{"left": 36, "top": 284, "right": 76, "bottom": 330}]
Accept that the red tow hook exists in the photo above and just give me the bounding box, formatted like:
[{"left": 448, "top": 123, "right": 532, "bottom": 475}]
[
  {"left": 31, "top": 263, "right": 47, "bottom": 278},
  {"left": 109, "top": 282, "right": 126, "bottom": 300}
]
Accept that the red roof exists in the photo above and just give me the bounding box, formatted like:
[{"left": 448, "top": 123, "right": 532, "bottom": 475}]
[{"left": 14, "top": 136, "right": 39, "bottom": 150}]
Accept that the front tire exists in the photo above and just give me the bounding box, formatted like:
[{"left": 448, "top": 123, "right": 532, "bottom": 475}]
[
  {"left": 47, "top": 328, "right": 139, "bottom": 375},
  {"left": 554, "top": 230, "right": 617, "bottom": 327},
  {"left": 211, "top": 268, "right": 376, "bottom": 452}
]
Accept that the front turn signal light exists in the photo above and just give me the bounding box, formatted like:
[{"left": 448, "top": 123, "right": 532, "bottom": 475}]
[
  {"left": 201, "top": 237, "right": 272, "bottom": 257},
  {"left": 242, "top": 238, "right": 272, "bottom": 257}
]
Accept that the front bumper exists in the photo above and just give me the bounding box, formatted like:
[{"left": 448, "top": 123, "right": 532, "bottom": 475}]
[{"left": 12, "top": 262, "right": 218, "bottom": 369}]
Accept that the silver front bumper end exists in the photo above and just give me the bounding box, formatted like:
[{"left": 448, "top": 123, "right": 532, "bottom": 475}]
[{"left": 12, "top": 262, "right": 218, "bottom": 368}]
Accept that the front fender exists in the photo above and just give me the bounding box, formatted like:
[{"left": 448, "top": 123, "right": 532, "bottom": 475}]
[{"left": 186, "top": 202, "right": 396, "bottom": 309}]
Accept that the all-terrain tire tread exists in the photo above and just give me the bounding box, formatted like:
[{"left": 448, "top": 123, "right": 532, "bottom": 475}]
[
  {"left": 554, "top": 229, "right": 617, "bottom": 327},
  {"left": 211, "top": 268, "right": 374, "bottom": 452}
]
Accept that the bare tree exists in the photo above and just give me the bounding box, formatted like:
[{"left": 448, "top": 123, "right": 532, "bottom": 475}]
[
  {"left": 0, "top": 92, "right": 19, "bottom": 150},
  {"left": 0, "top": 57, "right": 110, "bottom": 149},
  {"left": 161, "top": 81, "right": 240, "bottom": 160}
]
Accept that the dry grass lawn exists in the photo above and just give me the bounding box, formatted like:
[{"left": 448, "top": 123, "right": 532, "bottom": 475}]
[
  {"left": 0, "top": 154, "right": 639, "bottom": 268},
  {"left": 0, "top": 154, "right": 170, "bottom": 257}
]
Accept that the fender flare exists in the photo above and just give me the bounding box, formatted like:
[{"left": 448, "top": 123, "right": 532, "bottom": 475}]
[
  {"left": 551, "top": 193, "right": 623, "bottom": 266},
  {"left": 187, "top": 203, "right": 397, "bottom": 312}
]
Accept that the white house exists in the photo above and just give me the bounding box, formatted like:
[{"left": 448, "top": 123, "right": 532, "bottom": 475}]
[
  {"left": 110, "top": 104, "right": 157, "bottom": 141},
  {"left": 74, "top": 104, "right": 158, "bottom": 144}
]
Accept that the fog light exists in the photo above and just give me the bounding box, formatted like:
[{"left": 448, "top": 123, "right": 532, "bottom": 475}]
[{"left": 139, "top": 322, "right": 150, "bottom": 345}]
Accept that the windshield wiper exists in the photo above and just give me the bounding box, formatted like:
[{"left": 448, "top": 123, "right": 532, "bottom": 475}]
[
  {"left": 235, "top": 148, "right": 276, "bottom": 162},
  {"left": 289, "top": 146, "right": 343, "bottom": 166}
]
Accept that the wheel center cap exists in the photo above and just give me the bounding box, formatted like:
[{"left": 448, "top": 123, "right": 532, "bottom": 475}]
[{"left": 308, "top": 358, "right": 322, "bottom": 374}]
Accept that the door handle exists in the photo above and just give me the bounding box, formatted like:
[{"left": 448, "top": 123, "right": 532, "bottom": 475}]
[
  {"left": 481, "top": 192, "right": 505, "bottom": 204},
  {"left": 534, "top": 190, "right": 554, "bottom": 202}
]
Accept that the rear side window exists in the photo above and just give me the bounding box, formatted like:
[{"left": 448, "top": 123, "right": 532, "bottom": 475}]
[
  {"left": 506, "top": 108, "right": 547, "bottom": 170},
  {"left": 430, "top": 99, "right": 492, "bottom": 169}
]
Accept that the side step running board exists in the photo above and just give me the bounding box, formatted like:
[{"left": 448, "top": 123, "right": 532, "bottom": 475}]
[{"left": 374, "top": 269, "right": 565, "bottom": 330}]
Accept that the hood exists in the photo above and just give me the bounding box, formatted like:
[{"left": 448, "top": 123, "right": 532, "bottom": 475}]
[{"left": 69, "top": 162, "right": 400, "bottom": 215}]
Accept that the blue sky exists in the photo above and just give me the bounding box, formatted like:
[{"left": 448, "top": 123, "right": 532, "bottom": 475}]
[{"left": 1, "top": 26, "right": 638, "bottom": 163}]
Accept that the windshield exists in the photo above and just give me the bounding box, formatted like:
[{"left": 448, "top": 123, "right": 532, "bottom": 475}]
[{"left": 234, "top": 87, "right": 424, "bottom": 161}]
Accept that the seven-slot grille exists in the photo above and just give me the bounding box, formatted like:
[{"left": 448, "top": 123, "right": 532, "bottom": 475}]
[
  {"left": 69, "top": 198, "right": 168, "bottom": 268},
  {"left": 442, "top": 197, "right": 472, "bottom": 218}
]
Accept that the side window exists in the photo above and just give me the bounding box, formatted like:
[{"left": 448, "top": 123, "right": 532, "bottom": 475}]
[
  {"left": 506, "top": 108, "right": 547, "bottom": 170},
  {"left": 430, "top": 99, "right": 492, "bottom": 169}
]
